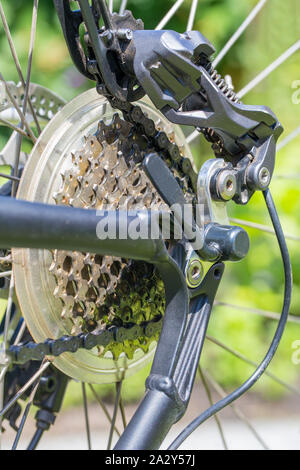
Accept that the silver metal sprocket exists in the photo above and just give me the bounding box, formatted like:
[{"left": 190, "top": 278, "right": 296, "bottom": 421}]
[
  {"left": 12, "top": 89, "right": 194, "bottom": 384},
  {"left": 49, "top": 114, "right": 168, "bottom": 360}
]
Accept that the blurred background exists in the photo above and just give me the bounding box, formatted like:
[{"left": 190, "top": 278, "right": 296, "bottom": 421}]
[{"left": 0, "top": 0, "right": 300, "bottom": 449}]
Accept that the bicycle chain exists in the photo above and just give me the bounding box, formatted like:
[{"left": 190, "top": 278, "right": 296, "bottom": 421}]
[
  {"left": 7, "top": 95, "right": 198, "bottom": 365},
  {"left": 108, "top": 96, "right": 198, "bottom": 194},
  {"left": 8, "top": 316, "right": 163, "bottom": 365}
]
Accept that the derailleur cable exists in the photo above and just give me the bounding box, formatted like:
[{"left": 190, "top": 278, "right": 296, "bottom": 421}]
[{"left": 168, "top": 188, "right": 292, "bottom": 449}]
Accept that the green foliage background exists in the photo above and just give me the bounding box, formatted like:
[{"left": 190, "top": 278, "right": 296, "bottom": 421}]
[{"left": 0, "top": 0, "right": 299, "bottom": 406}]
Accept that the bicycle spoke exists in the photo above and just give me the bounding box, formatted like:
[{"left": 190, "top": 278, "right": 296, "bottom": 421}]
[
  {"left": 0, "top": 271, "right": 12, "bottom": 279},
  {"left": 0, "top": 273, "right": 13, "bottom": 448},
  {"left": 0, "top": 74, "right": 36, "bottom": 143},
  {"left": 11, "top": 374, "right": 42, "bottom": 450},
  {"left": 0, "top": 361, "right": 50, "bottom": 419},
  {"left": 22, "top": 0, "right": 39, "bottom": 121},
  {"left": 0, "top": 172, "right": 20, "bottom": 183},
  {"left": 0, "top": 366, "right": 8, "bottom": 384},
  {"left": 89, "top": 384, "right": 121, "bottom": 437},
  {"left": 155, "top": 0, "right": 185, "bottom": 31},
  {"left": 0, "top": 365, "right": 8, "bottom": 450},
  {"left": 274, "top": 174, "right": 300, "bottom": 181},
  {"left": 0, "top": 116, "right": 33, "bottom": 141},
  {"left": 3, "top": 274, "right": 15, "bottom": 348},
  {"left": 277, "top": 126, "right": 300, "bottom": 152},
  {"left": 119, "top": 396, "right": 127, "bottom": 430},
  {"left": 107, "top": 381, "right": 122, "bottom": 450},
  {"left": 187, "top": 0, "right": 198, "bottom": 31},
  {"left": 12, "top": 321, "right": 26, "bottom": 347},
  {"left": 202, "top": 369, "right": 269, "bottom": 450},
  {"left": 198, "top": 366, "right": 228, "bottom": 450},
  {"left": 12, "top": 0, "right": 39, "bottom": 197},
  {"left": 82, "top": 382, "right": 92, "bottom": 450},
  {"left": 0, "top": 314, "right": 26, "bottom": 428},
  {"left": 213, "top": 0, "right": 268, "bottom": 67},
  {"left": 206, "top": 335, "right": 300, "bottom": 396},
  {"left": 119, "top": 0, "right": 127, "bottom": 15},
  {"left": 0, "top": 255, "right": 11, "bottom": 265},
  {"left": 0, "top": 1, "right": 41, "bottom": 134},
  {"left": 215, "top": 301, "right": 300, "bottom": 325},
  {"left": 237, "top": 40, "right": 300, "bottom": 99},
  {"left": 186, "top": 129, "right": 200, "bottom": 144},
  {"left": 230, "top": 217, "right": 300, "bottom": 242}
]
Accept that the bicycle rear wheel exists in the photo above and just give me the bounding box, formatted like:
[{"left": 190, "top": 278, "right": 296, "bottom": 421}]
[{"left": 0, "top": 0, "right": 299, "bottom": 450}]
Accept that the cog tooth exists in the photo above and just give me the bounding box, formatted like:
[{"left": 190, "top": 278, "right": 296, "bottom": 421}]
[
  {"left": 112, "top": 113, "right": 119, "bottom": 125},
  {"left": 50, "top": 111, "right": 184, "bottom": 357},
  {"left": 52, "top": 192, "right": 60, "bottom": 204}
]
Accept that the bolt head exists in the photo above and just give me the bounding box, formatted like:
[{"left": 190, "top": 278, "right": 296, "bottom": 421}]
[
  {"left": 186, "top": 258, "right": 204, "bottom": 288},
  {"left": 101, "top": 30, "right": 114, "bottom": 47},
  {"left": 217, "top": 170, "right": 237, "bottom": 201},
  {"left": 126, "top": 29, "right": 133, "bottom": 40},
  {"left": 258, "top": 167, "right": 271, "bottom": 188}
]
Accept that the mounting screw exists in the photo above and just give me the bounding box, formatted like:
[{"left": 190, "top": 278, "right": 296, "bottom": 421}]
[
  {"left": 216, "top": 170, "right": 237, "bottom": 201},
  {"left": 87, "top": 60, "right": 98, "bottom": 75},
  {"left": 186, "top": 258, "right": 204, "bottom": 288},
  {"left": 117, "top": 29, "right": 133, "bottom": 41},
  {"left": 101, "top": 30, "right": 114, "bottom": 47},
  {"left": 258, "top": 167, "right": 271, "bottom": 188}
]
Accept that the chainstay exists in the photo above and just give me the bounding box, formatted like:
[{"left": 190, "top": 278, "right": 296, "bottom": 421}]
[{"left": 7, "top": 316, "right": 163, "bottom": 365}]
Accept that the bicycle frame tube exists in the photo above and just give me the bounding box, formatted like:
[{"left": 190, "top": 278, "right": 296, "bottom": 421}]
[{"left": 0, "top": 196, "right": 168, "bottom": 261}]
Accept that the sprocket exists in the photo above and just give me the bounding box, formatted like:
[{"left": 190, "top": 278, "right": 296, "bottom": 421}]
[
  {"left": 50, "top": 114, "right": 168, "bottom": 359},
  {"left": 13, "top": 90, "right": 194, "bottom": 384}
]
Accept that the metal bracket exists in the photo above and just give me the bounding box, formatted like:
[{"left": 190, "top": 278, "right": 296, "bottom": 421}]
[
  {"left": 55, "top": 4, "right": 282, "bottom": 200},
  {"left": 129, "top": 29, "right": 282, "bottom": 157},
  {"left": 197, "top": 158, "right": 230, "bottom": 226},
  {"left": 53, "top": 0, "right": 95, "bottom": 80},
  {"left": 143, "top": 152, "right": 249, "bottom": 262},
  {"left": 115, "top": 260, "right": 224, "bottom": 450}
]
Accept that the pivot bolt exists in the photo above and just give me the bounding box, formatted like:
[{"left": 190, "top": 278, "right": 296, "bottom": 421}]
[
  {"left": 216, "top": 170, "right": 237, "bottom": 201},
  {"left": 101, "top": 30, "right": 114, "bottom": 47},
  {"left": 258, "top": 167, "right": 270, "bottom": 188},
  {"left": 117, "top": 29, "right": 133, "bottom": 41},
  {"left": 87, "top": 60, "right": 98, "bottom": 75},
  {"left": 186, "top": 257, "right": 204, "bottom": 288}
]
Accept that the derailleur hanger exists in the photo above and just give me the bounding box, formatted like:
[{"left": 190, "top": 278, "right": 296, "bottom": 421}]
[
  {"left": 144, "top": 153, "right": 250, "bottom": 265},
  {"left": 209, "top": 134, "right": 276, "bottom": 205}
]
